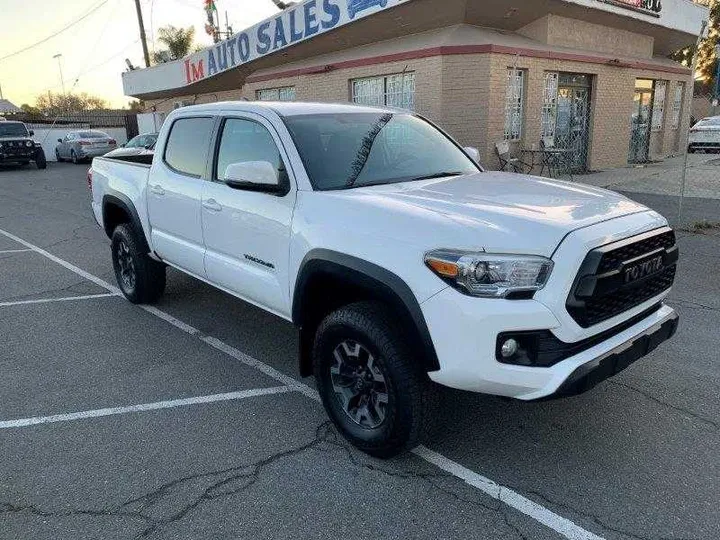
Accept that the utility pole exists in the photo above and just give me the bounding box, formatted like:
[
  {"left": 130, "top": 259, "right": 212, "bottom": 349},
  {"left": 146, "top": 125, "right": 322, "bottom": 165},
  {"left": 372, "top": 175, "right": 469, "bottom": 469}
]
[
  {"left": 134, "top": 0, "right": 151, "bottom": 68},
  {"left": 678, "top": 19, "right": 709, "bottom": 226},
  {"left": 53, "top": 53, "right": 66, "bottom": 94}
]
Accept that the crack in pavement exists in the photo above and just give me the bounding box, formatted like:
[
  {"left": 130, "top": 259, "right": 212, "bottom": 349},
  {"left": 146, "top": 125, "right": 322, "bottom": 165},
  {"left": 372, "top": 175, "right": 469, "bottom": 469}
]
[
  {"left": 0, "top": 278, "right": 100, "bottom": 303},
  {"left": 0, "top": 422, "right": 535, "bottom": 540},
  {"left": 523, "top": 488, "right": 705, "bottom": 540},
  {"left": 608, "top": 381, "right": 718, "bottom": 431},
  {"left": 669, "top": 298, "right": 720, "bottom": 313}
]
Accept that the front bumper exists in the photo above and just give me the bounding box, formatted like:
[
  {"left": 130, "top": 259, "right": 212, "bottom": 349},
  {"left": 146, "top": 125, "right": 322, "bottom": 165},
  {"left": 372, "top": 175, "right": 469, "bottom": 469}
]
[
  {"left": 546, "top": 310, "right": 678, "bottom": 399},
  {"left": 0, "top": 150, "right": 36, "bottom": 161},
  {"left": 421, "top": 286, "right": 678, "bottom": 400}
]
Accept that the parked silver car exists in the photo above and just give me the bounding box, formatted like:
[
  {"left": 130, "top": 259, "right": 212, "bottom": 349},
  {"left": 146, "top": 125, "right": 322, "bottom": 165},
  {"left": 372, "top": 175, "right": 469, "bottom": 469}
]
[
  {"left": 688, "top": 116, "right": 720, "bottom": 153},
  {"left": 104, "top": 132, "right": 157, "bottom": 158},
  {"left": 55, "top": 130, "right": 117, "bottom": 164}
]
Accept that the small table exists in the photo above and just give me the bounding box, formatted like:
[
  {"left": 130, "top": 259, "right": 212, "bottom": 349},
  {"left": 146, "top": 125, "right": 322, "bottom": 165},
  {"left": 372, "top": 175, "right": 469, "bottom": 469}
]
[{"left": 522, "top": 148, "right": 574, "bottom": 180}]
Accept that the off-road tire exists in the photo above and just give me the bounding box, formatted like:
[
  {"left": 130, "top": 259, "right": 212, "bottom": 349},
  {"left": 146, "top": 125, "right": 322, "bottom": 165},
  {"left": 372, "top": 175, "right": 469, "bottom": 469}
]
[
  {"left": 35, "top": 150, "right": 47, "bottom": 169},
  {"left": 111, "top": 224, "right": 166, "bottom": 304},
  {"left": 313, "top": 301, "right": 435, "bottom": 458}
]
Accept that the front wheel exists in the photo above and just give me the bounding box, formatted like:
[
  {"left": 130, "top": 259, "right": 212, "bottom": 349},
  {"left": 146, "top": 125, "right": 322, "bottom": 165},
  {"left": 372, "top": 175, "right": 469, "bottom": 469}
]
[
  {"left": 313, "top": 301, "right": 432, "bottom": 458},
  {"left": 35, "top": 150, "right": 47, "bottom": 169},
  {"left": 111, "top": 224, "right": 166, "bottom": 304}
]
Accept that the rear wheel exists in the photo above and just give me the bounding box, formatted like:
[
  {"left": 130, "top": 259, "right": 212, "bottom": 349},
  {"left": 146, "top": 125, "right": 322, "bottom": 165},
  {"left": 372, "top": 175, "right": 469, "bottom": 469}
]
[
  {"left": 313, "top": 301, "right": 433, "bottom": 458},
  {"left": 111, "top": 224, "right": 166, "bottom": 304}
]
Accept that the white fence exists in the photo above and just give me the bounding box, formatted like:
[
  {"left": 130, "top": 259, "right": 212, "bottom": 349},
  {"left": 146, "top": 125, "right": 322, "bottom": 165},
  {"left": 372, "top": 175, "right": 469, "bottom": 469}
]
[{"left": 29, "top": 125, "right": 129, "bottom": 162}]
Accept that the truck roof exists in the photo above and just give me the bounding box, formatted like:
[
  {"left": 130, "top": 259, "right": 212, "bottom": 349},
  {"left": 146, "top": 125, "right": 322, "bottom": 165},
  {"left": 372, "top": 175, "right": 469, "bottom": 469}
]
[{"left": 174, "top": 100, "right": 401, "bottom": 117}]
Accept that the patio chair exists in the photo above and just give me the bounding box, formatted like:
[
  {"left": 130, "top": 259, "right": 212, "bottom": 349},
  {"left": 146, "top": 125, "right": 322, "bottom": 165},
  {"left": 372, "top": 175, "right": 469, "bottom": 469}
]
[{"left": 495, "top": 141, "right": 530, "bottom": 173}]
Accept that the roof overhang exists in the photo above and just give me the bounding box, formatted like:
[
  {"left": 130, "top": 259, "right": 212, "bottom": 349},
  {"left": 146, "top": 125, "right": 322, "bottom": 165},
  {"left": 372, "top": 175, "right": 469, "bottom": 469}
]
[{"left": 123, "top": 0, "right": 708, "bottom": 100}]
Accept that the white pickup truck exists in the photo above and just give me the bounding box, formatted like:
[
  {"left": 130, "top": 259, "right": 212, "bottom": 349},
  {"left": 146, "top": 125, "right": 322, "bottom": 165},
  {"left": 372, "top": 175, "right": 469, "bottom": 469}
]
[{"left": 90, "top": 101, "right": 679, "bottom": 457}]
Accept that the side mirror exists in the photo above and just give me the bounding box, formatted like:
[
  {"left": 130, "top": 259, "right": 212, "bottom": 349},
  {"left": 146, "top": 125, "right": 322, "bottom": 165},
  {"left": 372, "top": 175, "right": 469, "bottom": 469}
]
[
  {"left": 57, "top": 138, "right": 63, "bottom": 143},
  {"left": 223, "top": 161, "right": 280, "bottom": 192},
  {"left": 29, "top": 130, "right": 34, "bottom": 136},
  {"left": 464, "top": 146, "right": 480, "bottom": 163}
]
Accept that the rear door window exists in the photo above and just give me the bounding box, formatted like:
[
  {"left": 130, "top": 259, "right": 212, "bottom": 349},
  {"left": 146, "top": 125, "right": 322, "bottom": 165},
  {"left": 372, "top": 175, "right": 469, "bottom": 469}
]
[{"left": 163, "top": 117, "right": 215, "bottom": 177}]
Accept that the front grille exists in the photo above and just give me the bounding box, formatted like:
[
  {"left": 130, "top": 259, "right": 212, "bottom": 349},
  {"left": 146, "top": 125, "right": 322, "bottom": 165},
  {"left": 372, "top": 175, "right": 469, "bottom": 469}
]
[
  {"left": 597, "top": 230, "right": 675, "bottom": 273},
  {"left": 567, "top": 228, "right": 678, "bottom": 328}
]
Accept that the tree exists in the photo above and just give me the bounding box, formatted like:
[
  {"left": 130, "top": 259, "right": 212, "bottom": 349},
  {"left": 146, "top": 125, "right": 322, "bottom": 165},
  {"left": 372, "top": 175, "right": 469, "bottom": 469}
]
[
  {"left": 20, "top": 103, "right": 41, "bottom": 116},
  {"left": 35, "top": 91, "right": 108, "bottom": 114},
  {"left": 127, "top": 100, "right": 145, "bottom": 112},
  {"left": 670, "top": 0, "right": 719, "bottom": 93},
  {"left": 152, "top": 25, "right": 196, "bottom": 64}
]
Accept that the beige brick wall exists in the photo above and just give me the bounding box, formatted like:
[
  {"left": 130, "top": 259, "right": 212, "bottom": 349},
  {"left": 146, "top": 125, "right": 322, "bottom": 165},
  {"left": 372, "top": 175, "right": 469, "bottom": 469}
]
[
  {"left": 242, "top": 56, "right": 444, "bottom": 123},
  {"left": 146, "top": 50, "right": 692, "bottom": 172}
]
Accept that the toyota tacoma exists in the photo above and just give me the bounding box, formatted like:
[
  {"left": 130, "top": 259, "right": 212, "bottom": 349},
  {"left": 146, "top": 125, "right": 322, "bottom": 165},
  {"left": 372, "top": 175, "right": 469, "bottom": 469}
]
[{"left": 89, "top": 101, "right": 679, "bottom": 457}]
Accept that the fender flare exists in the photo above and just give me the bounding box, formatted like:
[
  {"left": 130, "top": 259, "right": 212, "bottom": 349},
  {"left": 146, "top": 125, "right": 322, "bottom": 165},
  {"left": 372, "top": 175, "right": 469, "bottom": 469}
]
[
  {"left": 292, "top": 249, "right": 440, "bottom": 373},
  {"left": 101, "top": 193, "right": 151, "bottom": 254}
]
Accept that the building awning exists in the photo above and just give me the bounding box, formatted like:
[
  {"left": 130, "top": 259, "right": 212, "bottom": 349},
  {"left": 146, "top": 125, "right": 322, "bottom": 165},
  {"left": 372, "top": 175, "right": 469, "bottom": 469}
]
[
  {"left": 0, "top": 99, "right": 22, "bottom": 114},
  {"left": 122, "top": 0, "right": 707, "bottom": 100}
]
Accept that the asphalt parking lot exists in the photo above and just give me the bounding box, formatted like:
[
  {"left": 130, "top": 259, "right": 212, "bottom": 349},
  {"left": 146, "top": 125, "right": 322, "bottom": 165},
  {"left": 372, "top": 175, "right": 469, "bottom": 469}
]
[{"left": 1, "top": 162, "right": 719, "bottom": 540}]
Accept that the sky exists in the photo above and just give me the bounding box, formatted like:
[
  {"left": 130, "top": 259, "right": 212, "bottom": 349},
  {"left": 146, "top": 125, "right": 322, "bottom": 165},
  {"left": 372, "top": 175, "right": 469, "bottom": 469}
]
[{"left": 0, "top": 0, "right": 279, "bottom": 109}]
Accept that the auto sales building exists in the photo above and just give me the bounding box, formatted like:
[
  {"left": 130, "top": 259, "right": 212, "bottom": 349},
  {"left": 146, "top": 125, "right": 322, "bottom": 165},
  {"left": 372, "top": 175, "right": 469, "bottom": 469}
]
[{"left": 123, "top": 0, "right": 708, "bottom": 172}]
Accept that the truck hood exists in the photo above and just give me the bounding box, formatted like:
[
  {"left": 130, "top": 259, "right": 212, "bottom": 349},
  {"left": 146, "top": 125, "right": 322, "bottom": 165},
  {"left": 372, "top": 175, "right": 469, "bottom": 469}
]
[{"left": 321, "top": 171, "right": 650, "bottom": 256}]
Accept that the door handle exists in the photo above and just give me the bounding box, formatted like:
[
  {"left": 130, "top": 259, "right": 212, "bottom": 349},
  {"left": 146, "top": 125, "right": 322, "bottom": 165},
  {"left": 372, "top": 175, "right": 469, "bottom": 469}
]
[
  {"left": 150, "top": 184, "right": 165, "bottom": 196},
  {"left": 202, "top": 199, "right": 222, "bottom": 212}
]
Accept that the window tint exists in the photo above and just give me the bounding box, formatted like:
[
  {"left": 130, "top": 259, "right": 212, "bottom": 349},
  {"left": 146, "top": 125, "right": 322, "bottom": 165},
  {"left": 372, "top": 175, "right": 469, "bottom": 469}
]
[
  {"left": 215, "top": 118, "right": 284, "bottom": 181},
  {"left": 126, "top": 135, "right": 141, "bottom": 147},
  {"left": 164, "top": 117, "right": 214, "bottom": 177},
  {"left": 283, "top": 113, "right": 478, "bottom": 191}
]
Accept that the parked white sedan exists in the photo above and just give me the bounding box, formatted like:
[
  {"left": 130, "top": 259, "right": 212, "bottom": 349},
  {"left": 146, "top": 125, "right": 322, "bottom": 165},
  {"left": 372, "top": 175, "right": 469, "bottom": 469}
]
[
  {"left": 55, "top": 130, "right": 117, "bottom": 164},
  {"left": 688, "top": 116, "right": 720, "bottom": 153}
]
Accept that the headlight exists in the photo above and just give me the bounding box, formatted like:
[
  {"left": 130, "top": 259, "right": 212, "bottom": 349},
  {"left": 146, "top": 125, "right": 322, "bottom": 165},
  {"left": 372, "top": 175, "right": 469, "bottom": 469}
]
[
  {"left": 424, "top": 249, "right": 553, "bottom": 298},
  {"left": 26, "top": 141, "right": 33, "bottom": 147}
]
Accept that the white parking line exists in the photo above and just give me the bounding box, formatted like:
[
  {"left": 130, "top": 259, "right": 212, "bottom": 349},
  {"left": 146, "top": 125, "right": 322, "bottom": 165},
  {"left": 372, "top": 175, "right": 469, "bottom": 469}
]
[
  {"left": 0, "top": 386, "right": 294, "bottom": 429},
  {"left": 0, "top": 293, "right": 118, "bottom": 307},
  {"left": 0, "top": 226, "right": 604, "bottom": 540},
  {"left": 0, "top": 248, "right": 33, "bottom": 254},
  {"left": 413, "top": 446, "right": 604, "bottom": 540}
]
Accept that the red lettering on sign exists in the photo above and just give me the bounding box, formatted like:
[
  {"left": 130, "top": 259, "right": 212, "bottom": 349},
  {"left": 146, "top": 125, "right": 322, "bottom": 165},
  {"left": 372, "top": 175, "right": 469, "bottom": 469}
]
[{"left": 184, "top": 59, "right": 206, "bottom": 84}]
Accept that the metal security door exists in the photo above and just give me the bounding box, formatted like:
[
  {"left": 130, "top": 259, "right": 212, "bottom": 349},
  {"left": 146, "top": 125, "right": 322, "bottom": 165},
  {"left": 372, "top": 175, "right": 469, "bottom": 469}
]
[
  {"left": 628, "top": 82, "right": 653, "bottom": 163},
  {"left": 554, "top": 74, "right": 591, "bottom": 172}
]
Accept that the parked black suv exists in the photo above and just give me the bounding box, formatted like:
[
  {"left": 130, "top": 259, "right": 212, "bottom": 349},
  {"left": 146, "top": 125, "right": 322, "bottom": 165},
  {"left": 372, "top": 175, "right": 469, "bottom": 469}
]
[{"left": 0, "top": 120, "right": 47, "bottom": 169}]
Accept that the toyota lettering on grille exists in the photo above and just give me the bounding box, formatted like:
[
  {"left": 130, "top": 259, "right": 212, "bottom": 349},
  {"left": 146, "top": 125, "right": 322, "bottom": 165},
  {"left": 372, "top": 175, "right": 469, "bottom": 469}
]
[{"left": 624, "top": 255, "right": 664, "bottom": 284}]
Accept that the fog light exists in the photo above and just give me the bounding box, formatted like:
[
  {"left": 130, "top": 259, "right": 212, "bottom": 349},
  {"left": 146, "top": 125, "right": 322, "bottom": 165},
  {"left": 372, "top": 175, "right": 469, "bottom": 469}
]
[{"left": 500, "top": 338, "right": 519, "bottom": 358}]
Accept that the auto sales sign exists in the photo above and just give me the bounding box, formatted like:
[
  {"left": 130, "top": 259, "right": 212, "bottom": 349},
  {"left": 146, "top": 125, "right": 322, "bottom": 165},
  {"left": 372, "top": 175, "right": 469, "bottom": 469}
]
[
  {"left": 597, "top": 0, "right": 662, "bottom": 16},
  {"left": 183, "top": 0, "right": 407, "bottom": 85}
]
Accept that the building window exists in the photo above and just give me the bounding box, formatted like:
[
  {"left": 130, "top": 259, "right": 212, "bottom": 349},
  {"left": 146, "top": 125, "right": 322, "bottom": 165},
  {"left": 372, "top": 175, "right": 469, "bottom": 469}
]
[
  {"left": 504, "top": 68, "right": 525, "bottom": 141},
  {"left": 541, "top": 72, "right": 559, "bottom": 139},
  {"left": 671, "top": 81, "right": 684, "bottom": 130},
  {"left": 651, "top": 80, "right": 666, "bottom": 131},
  {"left": 351, "top": 73, "right": 415, "bottom": 111},
  {"left": 256, "top": 86, "right": 296, "bottom": 101}
]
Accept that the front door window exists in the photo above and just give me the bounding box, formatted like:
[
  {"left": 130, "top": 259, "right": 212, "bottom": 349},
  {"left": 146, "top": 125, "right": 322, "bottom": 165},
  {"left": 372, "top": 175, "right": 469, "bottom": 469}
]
[
  {"left": 629, "top": 80, "right": 654, "bottom": 163},
  {"left": 549, "top": 73, "right": 591, "bottom": 173}
]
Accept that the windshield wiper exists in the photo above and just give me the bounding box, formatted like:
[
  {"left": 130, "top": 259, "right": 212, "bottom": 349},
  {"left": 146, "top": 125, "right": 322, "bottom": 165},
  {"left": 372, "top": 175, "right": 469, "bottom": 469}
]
[
  {"left": 408, "top": 171, "right": 464, "bottom": 182},
  {"left": 345, "top": 113, "right": 394, "bottom": 188}
]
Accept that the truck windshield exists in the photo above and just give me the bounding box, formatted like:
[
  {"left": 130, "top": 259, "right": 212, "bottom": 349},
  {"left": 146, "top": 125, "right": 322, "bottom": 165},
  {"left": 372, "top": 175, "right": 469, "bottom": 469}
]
[
  {"left": 283, "top": 113, "right": 480, "bottom": 190},
  {"left": 0, "top": 123, "right": 29, "bottom": 137}
]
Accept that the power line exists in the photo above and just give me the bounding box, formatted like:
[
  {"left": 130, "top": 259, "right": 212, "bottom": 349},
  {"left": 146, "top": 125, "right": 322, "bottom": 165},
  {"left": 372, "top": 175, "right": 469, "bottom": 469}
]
[{"left": 0, "top": 0, "right": 110, "bottom": 63}]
